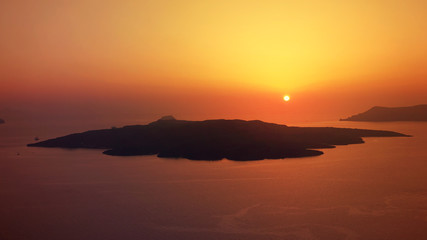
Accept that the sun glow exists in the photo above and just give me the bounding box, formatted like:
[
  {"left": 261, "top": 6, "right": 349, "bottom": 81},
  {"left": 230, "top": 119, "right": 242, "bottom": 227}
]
[{"left": 283, "top": 95, "right": 290, "bottom": 102}]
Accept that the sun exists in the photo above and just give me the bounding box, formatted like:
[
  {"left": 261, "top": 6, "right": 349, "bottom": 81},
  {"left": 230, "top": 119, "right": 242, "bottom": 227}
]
[{"left": 283, "top": 95, "right": 290, "bottom": 102}]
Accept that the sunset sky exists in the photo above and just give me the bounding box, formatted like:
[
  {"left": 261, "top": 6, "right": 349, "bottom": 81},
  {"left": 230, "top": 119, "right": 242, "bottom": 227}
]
[{"left": 1, "top": 0, "right": 426, "bottom": 123}]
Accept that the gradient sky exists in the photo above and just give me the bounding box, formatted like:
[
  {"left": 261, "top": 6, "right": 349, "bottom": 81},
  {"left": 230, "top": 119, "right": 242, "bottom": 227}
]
[{"left": 1, "top": 0, "right": 426, "bottom": 123}]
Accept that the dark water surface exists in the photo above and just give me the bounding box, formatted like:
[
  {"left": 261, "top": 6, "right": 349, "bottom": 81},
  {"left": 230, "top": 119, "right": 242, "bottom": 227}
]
[{"left": 1, "top": 120, "right": 426, "bottom": 240}]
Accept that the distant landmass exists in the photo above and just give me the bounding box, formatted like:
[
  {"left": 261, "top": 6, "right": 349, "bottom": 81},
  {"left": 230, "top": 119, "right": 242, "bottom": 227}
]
[
  {"left": 341, "top": 104, "right": 427, "bottom": 122},
  {"left": 27, "top": 117, "right": 409, "bottom": 161},
  {"left": 0, "top": 118, "right": 5, "bottom": 124}
]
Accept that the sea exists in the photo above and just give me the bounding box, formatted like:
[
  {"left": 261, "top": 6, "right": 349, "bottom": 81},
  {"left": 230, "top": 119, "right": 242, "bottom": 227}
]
[{"left": 1, "top": 118, "right": 426, "bottom": 240}]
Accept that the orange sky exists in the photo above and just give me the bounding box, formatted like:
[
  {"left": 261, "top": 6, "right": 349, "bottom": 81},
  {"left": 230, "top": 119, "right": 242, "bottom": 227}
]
[{"left": 1, "top": 0, "right": 426, "bottom": 123}]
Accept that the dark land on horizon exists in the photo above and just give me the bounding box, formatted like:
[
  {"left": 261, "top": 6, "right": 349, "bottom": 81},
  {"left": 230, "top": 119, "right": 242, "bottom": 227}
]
[
  {"left": 28, "top": 117, "right": 409, "bottom": 161},
  {"left": 341, "top": 104, "right": 427, "bottom": 122}
]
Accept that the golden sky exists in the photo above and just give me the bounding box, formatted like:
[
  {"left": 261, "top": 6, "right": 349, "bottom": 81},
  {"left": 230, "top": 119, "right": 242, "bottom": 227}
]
[{"left": 1, "top": 0, "right": 426, "bottom": 122}]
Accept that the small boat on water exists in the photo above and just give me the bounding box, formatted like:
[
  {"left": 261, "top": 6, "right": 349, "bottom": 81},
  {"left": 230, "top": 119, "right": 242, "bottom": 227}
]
[{"left": 34, "top": 137, "right": 40, "bottom": 141}]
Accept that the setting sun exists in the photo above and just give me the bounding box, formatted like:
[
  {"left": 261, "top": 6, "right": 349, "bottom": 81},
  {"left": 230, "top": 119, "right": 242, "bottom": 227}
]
[{"left": 1, "top": 1, "right": 427, "bottom": 240}]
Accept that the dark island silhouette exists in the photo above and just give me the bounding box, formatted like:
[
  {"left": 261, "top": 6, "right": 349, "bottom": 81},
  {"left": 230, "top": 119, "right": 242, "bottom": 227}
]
[
  {"left": 27, "top": 116, "right": 409, "bottom": 161},
  {"left": 341, "top": 104, "right": 427, "bottom": 122},
  {"left": 0, "top": 118, "right": 5, "bottom": 124}
]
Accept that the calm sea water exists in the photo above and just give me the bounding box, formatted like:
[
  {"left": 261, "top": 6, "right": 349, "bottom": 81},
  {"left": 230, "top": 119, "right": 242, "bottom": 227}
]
[{"left": 1, "top": 119, "right": 426, "bottom": 240}]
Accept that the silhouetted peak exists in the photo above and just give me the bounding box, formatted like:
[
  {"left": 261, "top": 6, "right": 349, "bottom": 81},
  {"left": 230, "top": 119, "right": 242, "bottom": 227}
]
[
  {"left": 341, "top": 104, "right": 427, "bottom": 122},
  {"left": 158, "top": 115, "right": 176, "bottom": 121},
  {"left": 148, "top": 116, "right": 190, "bottom": 127},
  {"left": 413, "top": 104, "right": 427, "bottom": 108}
]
